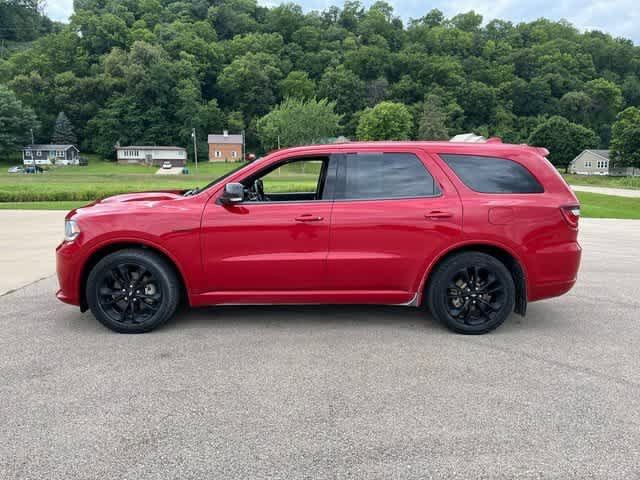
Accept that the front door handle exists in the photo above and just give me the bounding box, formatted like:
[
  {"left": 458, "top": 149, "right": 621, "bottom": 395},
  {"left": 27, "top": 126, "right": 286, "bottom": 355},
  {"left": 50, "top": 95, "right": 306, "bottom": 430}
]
[
  {"left": 295, "top": 214, "right": 324, "bottom": 222},
  {"left": 425, "top": 210, "right": 453, "bottom": 219}
]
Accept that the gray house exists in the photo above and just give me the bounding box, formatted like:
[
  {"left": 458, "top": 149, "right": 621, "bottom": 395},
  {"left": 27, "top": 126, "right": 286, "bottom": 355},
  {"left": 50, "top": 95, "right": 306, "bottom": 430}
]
[
  {"left": 23, "top": 144, "right": 80, "bottom": 166},
  {"left": 569, "top": 150, "right": 640, "bottom": 176}
]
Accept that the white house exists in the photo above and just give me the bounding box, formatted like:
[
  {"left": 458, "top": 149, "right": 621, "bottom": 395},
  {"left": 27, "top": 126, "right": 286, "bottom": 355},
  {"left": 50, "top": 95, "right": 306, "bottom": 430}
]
[
  {"left": 569, "top": 150, "right": 640, "bottom": 177},
  {"left": 116, "top": 146, "right": 187, "bottom": 167}
]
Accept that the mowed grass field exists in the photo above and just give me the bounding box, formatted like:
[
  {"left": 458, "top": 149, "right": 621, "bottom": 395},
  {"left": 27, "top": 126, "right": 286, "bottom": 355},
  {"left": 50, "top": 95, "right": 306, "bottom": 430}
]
[
  {"left": 1, "top": 157, "right": 639, "bottom": 218},
  {"left": 0, "top": 157, "right": 320, "bottom": 203},
  {"left": 562, "top": 173, "right": 640, "bottom": 190}
]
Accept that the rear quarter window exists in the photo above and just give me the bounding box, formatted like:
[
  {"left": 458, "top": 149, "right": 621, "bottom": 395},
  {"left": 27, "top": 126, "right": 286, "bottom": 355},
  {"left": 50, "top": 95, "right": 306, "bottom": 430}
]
[{"left": 440, "top": 154, "right": 544, "bottom": 194}]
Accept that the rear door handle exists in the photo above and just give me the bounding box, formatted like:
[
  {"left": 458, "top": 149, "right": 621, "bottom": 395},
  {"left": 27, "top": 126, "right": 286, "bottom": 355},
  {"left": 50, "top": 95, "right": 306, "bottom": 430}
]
[
  {"left": 425, "top": 211, "right": 453, "bottom": 219},
  {"left": 295, "top": 214, "right": 324, "bottom": 222}
]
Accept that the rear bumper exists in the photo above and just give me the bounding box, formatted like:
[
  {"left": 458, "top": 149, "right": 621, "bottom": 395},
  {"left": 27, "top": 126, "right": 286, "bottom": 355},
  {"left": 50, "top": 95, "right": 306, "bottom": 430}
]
[
  {"left": 528, "top": 241, "right": 581, "bottom": 301},
  {"left": 56, "top": 240, "right": 82, "bottom": 307}
]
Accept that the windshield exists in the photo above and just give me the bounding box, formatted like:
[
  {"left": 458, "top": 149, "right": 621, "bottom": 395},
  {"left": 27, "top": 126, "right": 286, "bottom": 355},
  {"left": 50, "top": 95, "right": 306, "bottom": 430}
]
[{"left": 186, "top": 159, "right": 261, "bottom": 196}]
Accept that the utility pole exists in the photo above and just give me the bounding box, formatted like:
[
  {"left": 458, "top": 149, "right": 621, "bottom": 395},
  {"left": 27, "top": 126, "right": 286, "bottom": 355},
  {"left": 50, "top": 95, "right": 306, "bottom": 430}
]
[
  {"left": 30, "top": 128, "right": 35, "bottom": 145},
  {"left": 241, "top": 129, "right": 245, "bottom": 162},
  {"left": 191, "top": 128, "right": 198, "bottom": 169}
]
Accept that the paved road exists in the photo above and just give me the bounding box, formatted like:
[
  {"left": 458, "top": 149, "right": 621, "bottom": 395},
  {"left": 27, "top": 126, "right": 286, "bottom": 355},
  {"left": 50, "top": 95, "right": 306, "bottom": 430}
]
[
  {"left": 571, "top": 184, "right": 640, "bottom": 198},
  {"left": 1, "top": 219, "right": 639, "bottom": 479},
  {"left": 0, "top": 210, "right": 66, "bottom": 295}
]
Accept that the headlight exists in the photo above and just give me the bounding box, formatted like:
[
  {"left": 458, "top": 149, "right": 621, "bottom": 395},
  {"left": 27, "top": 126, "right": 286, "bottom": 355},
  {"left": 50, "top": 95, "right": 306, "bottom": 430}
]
[{"left": 64, "top": 219, "right": 80, "bottom": 242}]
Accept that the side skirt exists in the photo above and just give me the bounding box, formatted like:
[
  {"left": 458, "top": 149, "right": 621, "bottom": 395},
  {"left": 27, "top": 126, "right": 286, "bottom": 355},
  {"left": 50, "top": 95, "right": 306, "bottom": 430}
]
[{"left": 190, "top": 290, "right": 417, "bottom": 308}]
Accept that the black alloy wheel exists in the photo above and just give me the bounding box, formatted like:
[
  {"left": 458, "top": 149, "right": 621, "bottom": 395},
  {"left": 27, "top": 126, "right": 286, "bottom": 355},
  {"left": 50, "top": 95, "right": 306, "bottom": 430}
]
[
  {"left": 427, "top": 252, "right": 515, "bottom": 334},
  {"left": 97, "top": 263, "right": 163, "bottom": 325},
  {"left": 86, "top": 249, "right": 179, "bottom": 333}
]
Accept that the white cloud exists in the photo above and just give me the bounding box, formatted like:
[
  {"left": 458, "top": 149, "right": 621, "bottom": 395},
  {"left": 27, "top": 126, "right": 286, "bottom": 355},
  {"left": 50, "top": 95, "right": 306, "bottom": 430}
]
[{"left": 45, "top": 0, "right": 640, "bottom": 43}]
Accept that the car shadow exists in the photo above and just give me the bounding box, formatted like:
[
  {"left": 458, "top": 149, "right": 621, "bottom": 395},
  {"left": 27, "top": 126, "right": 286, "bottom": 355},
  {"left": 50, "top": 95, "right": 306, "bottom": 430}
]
[
  {"left": 60, "top": 300, "right": 561, "bottom": 335},
  {"left": 163, "top": 304, "right": 444, "bottom": 332}
]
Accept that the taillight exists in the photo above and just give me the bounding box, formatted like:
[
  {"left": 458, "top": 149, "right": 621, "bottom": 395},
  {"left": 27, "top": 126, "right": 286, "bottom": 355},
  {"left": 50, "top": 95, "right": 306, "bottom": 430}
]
[{"left": 560, "top": 205, "right": 580, "bottom": 229}]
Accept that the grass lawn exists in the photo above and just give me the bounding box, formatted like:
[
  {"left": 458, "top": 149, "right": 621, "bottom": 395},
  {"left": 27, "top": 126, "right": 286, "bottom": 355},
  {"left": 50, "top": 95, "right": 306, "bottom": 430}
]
[
  {"left": 1, "top": 157, "right": 639, "bottom": 219},
  {"left": 0, "top": 156, "right": 319, "bottom": 203},
  {"left": 575, "top": 192, "right": 640, "bottom": 219},
  {"left": 562, "top": 174, "right": 640, "bottom": 190},
  {"left": 0, "top": 201, "right": 89, "bottom": 210},
  {"left": 4, "top": 191, "right": 638, "bottom": 220},
  {"left": 0, "top": 158, "right": 244, "bottom": 202}
]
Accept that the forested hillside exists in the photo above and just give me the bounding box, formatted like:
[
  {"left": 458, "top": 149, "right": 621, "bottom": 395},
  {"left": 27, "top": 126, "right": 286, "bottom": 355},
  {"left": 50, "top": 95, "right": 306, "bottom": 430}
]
[
  {"left": 1, "top": 0, "right": 639, "bottom": 159},
  {"left": 0, "top": 1, "right": 56, "bottom": 42}
]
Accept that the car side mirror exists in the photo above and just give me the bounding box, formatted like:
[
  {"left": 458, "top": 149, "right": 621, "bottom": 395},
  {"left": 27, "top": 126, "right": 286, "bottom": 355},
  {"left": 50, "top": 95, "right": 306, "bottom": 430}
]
[{"left": 220, "top": 182, "right": 244, "bottom": 205}]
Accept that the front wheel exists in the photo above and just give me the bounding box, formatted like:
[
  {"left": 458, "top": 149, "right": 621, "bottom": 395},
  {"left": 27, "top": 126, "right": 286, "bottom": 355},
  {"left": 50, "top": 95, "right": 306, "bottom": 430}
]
[
  {"left": 86, "top": 249, "right": 180, "bottom": 333},
  {"left": 426, "top": 252, "right": 515, "bottom": 334}
]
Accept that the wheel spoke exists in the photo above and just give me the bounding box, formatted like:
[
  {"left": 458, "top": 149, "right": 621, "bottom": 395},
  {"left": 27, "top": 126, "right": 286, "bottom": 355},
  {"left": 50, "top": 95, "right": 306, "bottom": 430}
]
[
  {"left": 476, "top": 301, "right": 493, "bottom": 321},
  {"left": 140, "top": 301, "right": 160, "bottom": 312},
  {"left": 97, "top": 262, "right": 164, "bottom": 325},
  {"left": 444, "top": 263, "right": 506, "bottom": 327}
]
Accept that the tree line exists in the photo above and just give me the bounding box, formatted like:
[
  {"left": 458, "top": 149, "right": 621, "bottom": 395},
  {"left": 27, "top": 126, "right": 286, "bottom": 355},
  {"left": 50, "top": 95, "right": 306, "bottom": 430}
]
[{"left": 0, "top": 0, "right": 639, "bottom": 170}]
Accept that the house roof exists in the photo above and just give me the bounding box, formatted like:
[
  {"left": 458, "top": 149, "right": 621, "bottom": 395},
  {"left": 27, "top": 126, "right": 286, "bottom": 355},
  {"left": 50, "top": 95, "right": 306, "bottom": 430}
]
[
  {"left": 116, "top": 146, "right": 186, "bottom": 151},
  {"left": 208, "top": 133, "right": 243, "bottom": 144},
  {"left": 584, "top": 149, "right": 610, "bottom": 160},
  {"left": 24, "top": 144, "right": 77, "bottom": 150}
]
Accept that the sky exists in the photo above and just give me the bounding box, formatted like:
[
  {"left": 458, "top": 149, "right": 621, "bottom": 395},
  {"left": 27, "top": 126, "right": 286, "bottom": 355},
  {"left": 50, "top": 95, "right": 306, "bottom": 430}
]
[{"left": 45, "top": 0, "right": 640, "bottom": 44}]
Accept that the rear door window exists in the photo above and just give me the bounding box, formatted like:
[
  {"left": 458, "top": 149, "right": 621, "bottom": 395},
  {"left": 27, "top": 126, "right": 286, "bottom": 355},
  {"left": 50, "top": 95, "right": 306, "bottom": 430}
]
[
  {"left": 440, "top": 154, "right": 543, "bottom": 194},
  {"left": 335, "top": 153, "right": 440, "bottom": 200}
]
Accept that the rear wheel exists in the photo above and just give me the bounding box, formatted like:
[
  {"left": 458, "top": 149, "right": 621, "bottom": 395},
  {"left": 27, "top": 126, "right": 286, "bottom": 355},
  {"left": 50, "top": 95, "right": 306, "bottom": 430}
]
[
  {"left": 427, "top": 252, "right": 515, "bottom": 334},
  {"left": 86, "top": 249, "right": 180, "bottom": 333}
]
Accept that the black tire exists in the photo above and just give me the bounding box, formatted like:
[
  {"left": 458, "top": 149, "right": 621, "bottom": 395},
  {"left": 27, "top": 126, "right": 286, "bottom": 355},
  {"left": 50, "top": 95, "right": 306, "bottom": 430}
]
[
  {"left": 86, "top": 249, "right": 180, "bottom": 333},
  {"left": 426, "top": 252, "right": 515, "bottom": 334}
]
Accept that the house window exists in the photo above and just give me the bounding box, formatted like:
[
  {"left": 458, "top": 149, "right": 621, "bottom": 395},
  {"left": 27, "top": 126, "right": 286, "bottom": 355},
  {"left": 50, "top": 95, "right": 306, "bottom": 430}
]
[
  {"left": 25, "top": 150, "right": 32, "bottom": 157},
  {"left": 215, "top": 151, "right": 222, "bottom": 158},
  {"left": 597, "top": 160, "right": 609, "bottom": 169},
  {"left": 231, "top": 151, "right": 238, "bottom": 158},
  {"left": 56, "top": 150, "right": 64, "bottom": 158},
  {"left": 584, "top": 161, "right": 592, "bottom": 168},
  {"left": 36, "top": 150, "right": 42, "bottom": 157}
]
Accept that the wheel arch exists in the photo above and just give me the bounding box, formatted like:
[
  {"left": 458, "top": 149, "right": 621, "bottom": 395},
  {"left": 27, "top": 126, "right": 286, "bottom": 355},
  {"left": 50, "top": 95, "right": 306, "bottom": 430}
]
[
  {"left": 418, "top": 242, "right": 527, "bottom": 316},
  {"left": 78, "top": 240, "right": 190, "bottom": 312}
]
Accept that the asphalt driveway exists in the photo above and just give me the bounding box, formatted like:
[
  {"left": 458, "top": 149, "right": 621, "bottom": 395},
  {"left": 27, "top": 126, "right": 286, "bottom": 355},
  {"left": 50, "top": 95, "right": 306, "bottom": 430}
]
[{"left": 1, "top": 218, "right": 639, "bottom": 479}]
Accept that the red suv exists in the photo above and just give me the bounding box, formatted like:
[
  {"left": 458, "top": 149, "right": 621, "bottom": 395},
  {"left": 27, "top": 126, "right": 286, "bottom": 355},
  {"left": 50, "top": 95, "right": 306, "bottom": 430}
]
[{"left": 56, "top": 141, "right": 581, "bottom": 334}]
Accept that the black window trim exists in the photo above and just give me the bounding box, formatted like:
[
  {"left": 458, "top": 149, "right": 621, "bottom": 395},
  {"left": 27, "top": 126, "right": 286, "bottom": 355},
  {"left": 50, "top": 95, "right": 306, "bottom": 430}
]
[
  {"left": 438, "top": 153, "right": 545, "bottom": 195},
  {"left": 332, "top": 151, "right": 443, "bottom": 202},
  {"left": 234, "top": 154, "right": 337, "bottom": 205}
]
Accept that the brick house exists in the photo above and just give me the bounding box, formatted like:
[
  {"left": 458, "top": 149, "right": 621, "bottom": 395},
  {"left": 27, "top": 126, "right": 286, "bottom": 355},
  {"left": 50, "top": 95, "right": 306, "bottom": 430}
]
[{"left": 208, "top": 131, "right": 243, "bottom": 162}]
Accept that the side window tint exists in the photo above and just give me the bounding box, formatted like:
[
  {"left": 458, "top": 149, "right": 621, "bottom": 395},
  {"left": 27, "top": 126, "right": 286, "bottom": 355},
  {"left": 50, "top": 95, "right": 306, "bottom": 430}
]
[
  {"left": 441, "top": 154, "right": 544, "bottom": 194},
  {"left": 261, "top": 159, "right": 323, "bottom": 195},
  {"left": 338, "top": 153, "right": 440, "bottom": 200}
]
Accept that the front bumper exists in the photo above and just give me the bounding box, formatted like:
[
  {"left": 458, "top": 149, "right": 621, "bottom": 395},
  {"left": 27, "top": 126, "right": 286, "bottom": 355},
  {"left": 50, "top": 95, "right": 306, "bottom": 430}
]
[{"left": 56, "top": 240, "right": 83, "bottom": 307}]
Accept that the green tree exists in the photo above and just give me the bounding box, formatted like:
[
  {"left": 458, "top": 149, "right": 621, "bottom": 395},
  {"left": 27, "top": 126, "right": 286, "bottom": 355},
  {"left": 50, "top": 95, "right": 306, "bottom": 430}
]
[
  {"left": 0, "top": 84, "right": 39, "bottom": 157},
  {"left": 51, "top": 111, "right": 77, "bottom": 145},
  {"left": 584, "top": 78, "right": 623, "bottom": 124},
  {"left": 528, "top": 116, "right": 598, "bottom": 172},
  {"left": 318, "top": 65, "right": 366, "bottom": 116},
  {"left": 256, "top": 97, "right": 342, "bottom": 151},
  {"left": 356, "top": 101, "right": 412, "bottom": 140},
  {"left": 417, "top": 94, "right": 449, "bottom": 140},
  {"left": 279, "top": 71, "right": 315, "bottom": 99},
  {"left": 559, "top": 91, "right": 592, "bottom": 125},
  {"left": 610, "top": 107, "right": 640, "bottom": 169},
  {"left": 217, "top": 52, "right": 283, "bottom": 117}
]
